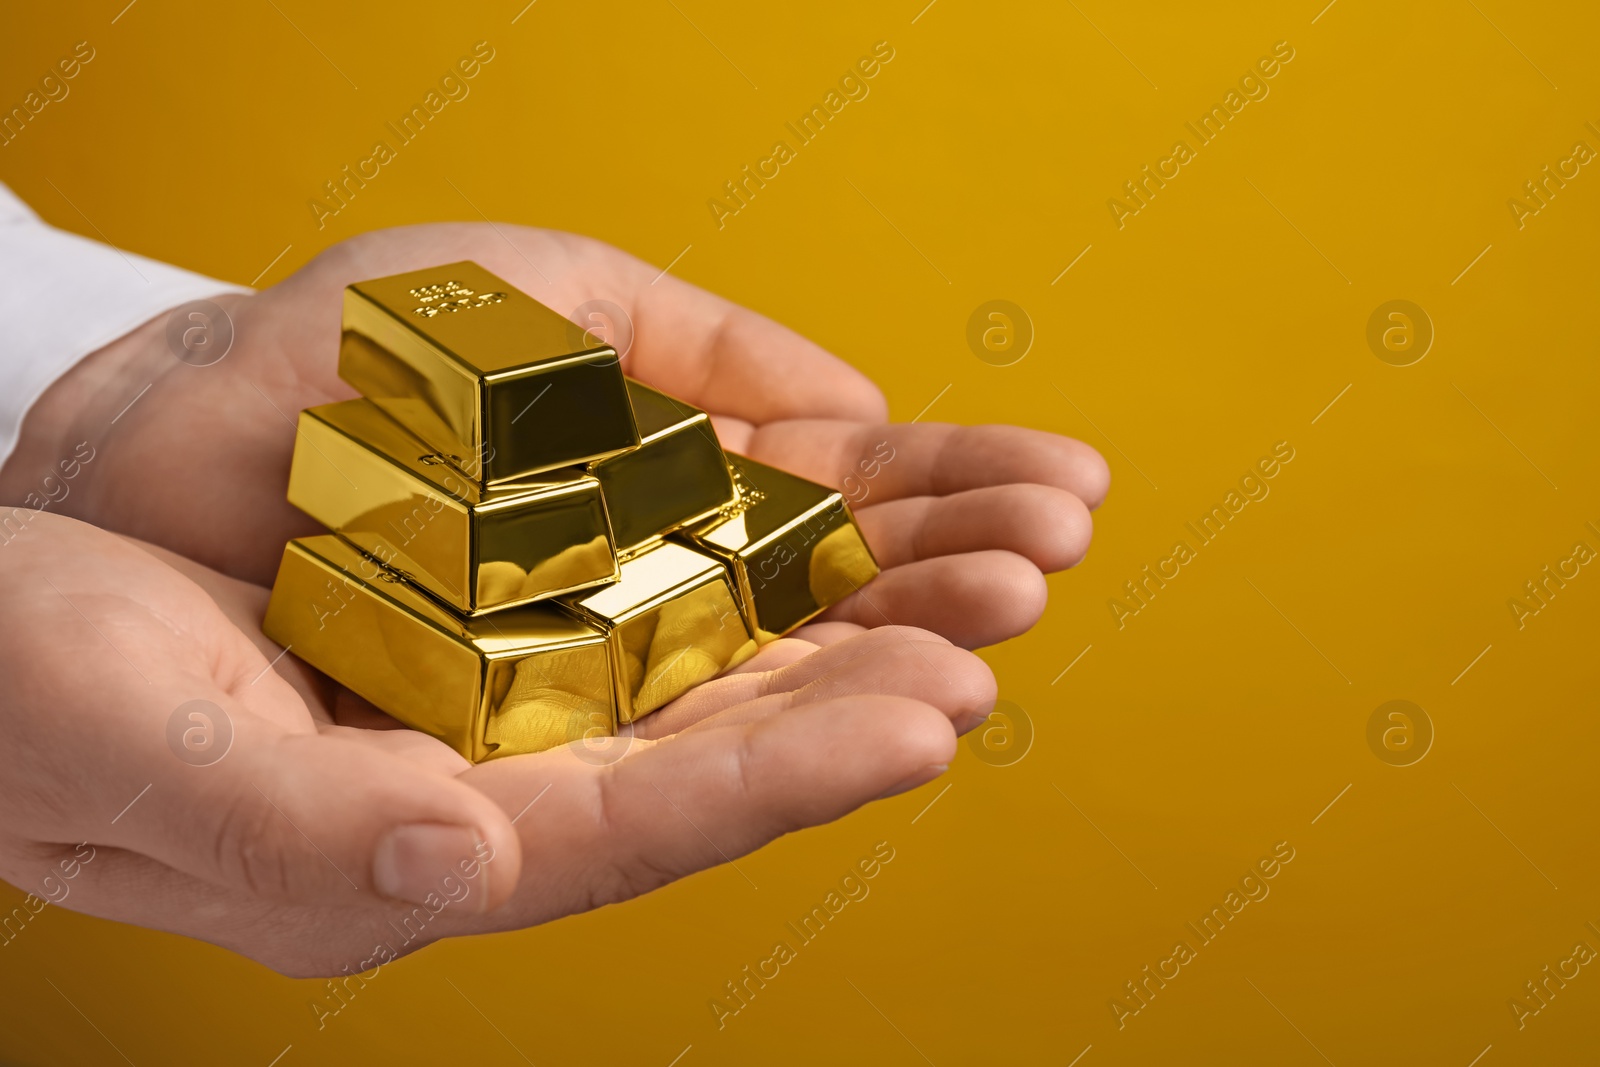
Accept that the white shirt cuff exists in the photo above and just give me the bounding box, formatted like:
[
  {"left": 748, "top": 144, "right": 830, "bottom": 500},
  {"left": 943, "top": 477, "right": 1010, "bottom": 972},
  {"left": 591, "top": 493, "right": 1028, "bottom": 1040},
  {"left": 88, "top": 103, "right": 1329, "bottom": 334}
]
[{"left": 0, "top": 183, "right": 250, "bottom": 465}]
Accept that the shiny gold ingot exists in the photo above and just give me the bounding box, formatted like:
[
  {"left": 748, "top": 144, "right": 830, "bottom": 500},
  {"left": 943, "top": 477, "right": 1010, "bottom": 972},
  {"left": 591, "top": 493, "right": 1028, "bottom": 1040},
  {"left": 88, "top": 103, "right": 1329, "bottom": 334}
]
[
  {"left": 589, "top": 380, "right": 735, "bottom": 558},
  {"left": 560, "top": 540, "right": 757, "bottom": 723},
  {"left": 339, "top": 260, "right": 641, "bottom": 484},
  {"left": 678, "top": 455, "right": 879, "bottom": 642},
  {"left": 287, "top": 399, "right": 618, "bottom": 614},
  {"left": 263, "top": 535, "right": 615, "bottom": 762}
]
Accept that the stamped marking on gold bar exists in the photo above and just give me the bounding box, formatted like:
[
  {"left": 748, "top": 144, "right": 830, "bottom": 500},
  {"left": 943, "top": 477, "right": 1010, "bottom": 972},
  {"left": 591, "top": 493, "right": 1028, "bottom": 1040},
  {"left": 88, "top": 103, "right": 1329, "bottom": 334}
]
[
  {"left": 716, "top": 464, "right": 767, "bottom": 520},
  {"left": 341, "top": 261, "right": 641, "bottom": 483},
  {"left": 408, "top": 280, "right": 507, "bottom": 318}
]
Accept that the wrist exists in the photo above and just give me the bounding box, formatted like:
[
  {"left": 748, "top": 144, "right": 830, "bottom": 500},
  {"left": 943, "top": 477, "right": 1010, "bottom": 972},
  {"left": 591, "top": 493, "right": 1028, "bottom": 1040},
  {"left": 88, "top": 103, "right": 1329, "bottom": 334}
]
[
  {"left": 0, "top": 316, "right": 144, "bottom": 509},
  {"left": 0, "top": 295, "right": 240, "bottom": 518}
]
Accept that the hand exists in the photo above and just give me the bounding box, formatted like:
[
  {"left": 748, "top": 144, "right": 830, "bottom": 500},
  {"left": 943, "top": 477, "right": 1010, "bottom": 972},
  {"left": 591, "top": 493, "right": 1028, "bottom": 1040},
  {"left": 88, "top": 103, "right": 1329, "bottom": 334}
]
[
  {"left": 0, "top": 512, "right": 992, "bottom": 976},
  {"left": 0, "top": 223, "right": 1108, "bottom": 649}
]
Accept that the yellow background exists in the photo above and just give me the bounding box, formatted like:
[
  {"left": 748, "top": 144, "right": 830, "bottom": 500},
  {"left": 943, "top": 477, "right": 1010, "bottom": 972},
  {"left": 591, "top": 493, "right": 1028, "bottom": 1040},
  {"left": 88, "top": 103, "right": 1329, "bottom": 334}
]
[{"left": 3, "top": 0, "right": 1598, "bottom": 1063}]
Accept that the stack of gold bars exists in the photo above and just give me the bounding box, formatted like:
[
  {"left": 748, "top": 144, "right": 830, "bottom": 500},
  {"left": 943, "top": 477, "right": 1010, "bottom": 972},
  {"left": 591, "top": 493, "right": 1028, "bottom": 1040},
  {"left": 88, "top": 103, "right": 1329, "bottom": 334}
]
[{"left": 263, "top": 261, "right": 879, "bottom": 761}]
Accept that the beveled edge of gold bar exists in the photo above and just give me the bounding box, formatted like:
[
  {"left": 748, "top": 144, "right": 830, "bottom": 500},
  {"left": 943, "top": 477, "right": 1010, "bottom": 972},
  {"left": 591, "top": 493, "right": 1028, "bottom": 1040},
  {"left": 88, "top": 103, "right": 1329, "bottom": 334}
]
[
  {"left": 627, "top": 378, "right": 708, "bottom": 442},
  {"left": 678, "top": 453, "right": 881, "bottom": 640},
  {"left": 339, "top": 261, "right": 642, "bottom": 485},
  {"left": 293, "top": 398, "right": 499, "bottom": 505},
  {"left": 287, "top": 399, "right": 623, "bottom": 615},
  {"left": 557, "top": 540, "right": 755, "bottom": 723},
  {"left": 262, "top": 535, "right": 488, "bottom": 761},
  {"left": 591, "top": 379, "right": 736, "bottom": 557},
  {"left": 463, "top": 483, "right": 621, "bottom": 616},
  {"left": 264, "top": 535, "right": 618, "bottom": 762},
  {"left": 562, "top": 539, "right": 725, "bottom": 625}
]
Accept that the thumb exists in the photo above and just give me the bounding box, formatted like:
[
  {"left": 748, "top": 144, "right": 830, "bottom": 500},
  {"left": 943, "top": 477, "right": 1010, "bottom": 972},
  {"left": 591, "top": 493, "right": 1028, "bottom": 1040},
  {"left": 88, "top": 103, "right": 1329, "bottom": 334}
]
[{"left": 82, "top": 691, "right": 523, "bottom": 914}]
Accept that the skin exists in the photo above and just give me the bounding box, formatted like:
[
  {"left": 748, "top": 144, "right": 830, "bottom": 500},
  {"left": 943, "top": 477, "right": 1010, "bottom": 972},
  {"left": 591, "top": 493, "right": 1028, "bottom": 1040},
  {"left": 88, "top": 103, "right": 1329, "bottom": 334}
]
[
  {"left": 0, "top": 224, "right": 1107, "bottom": 975},
  {"left": 0, "top": 223, "right": 1108, "bottom": 645}
]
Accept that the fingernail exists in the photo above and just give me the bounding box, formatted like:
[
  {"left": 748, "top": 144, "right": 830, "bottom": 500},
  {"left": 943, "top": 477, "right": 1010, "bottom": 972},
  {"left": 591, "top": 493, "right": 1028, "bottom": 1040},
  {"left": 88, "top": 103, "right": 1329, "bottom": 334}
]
[
  {"left": 373, "top": 824, "right": 487, "bottom": 912},
  {"left": 876, "top": 763, "right": 948, "bottom": 800},
  {"left": 955, "top": 710, "right": 989, "bottom": 735}
]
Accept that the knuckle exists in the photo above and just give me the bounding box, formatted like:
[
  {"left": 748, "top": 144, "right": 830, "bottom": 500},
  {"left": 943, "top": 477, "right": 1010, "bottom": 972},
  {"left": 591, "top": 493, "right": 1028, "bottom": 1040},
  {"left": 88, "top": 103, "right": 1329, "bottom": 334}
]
[
  {"left": 586, "top": 770, "right": 684, "bottom": 908},
  {"left": 211, "top": 790, "right": 304, "bottom": 901}
]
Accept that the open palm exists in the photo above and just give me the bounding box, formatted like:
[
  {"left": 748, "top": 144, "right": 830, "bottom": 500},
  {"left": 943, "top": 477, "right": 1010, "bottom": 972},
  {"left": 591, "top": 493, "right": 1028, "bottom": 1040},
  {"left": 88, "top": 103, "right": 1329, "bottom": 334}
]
[{"left": 0, "top": 513, "right": 993, "bottom": 976}]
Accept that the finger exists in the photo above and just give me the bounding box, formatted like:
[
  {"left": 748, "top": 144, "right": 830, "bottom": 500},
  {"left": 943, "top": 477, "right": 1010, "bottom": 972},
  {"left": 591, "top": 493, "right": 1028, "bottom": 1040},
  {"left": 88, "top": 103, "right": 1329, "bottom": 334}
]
[
  {"left": 710, "top": 622, "right": 870, "bottom": 681},
  {"left": 295, "top": 224, "right": 888, "bottom": 424},
  {"left": 638, "top": 626, "right": 996, "bottom": 737},
  {"left": 520, "top": 228, "right": 889, "bottom": 422},
  {"left": 788, "top": 621, "right": 869, "bottom": 645},
  {"left": 647, "top": 626, "right": 941, "bottom": 725},
  {"left": 14, "top": 844, "right": 465, "bottom": 978},
  {"left": 719, "top": 637, "right": 822, "bottom": 677},
  {"left": 50, "top": 703, "right": 955, "bottom": 975},
  {"left": 18, "top": 651, "right": 524, "bottom": 915},
  {"left": 2, "top": 519, "right": 524, "bottom": 917},
  {"left": 821, "top": 551, "right": 1049, "bottom": 649},
  {"left": 94, "top": 699, "right": 523, "bottom": 916},
  {"left": 463, "top": 695, "right": 956, "bottom": 912},
  {"left": 745, "top": 421, "right": 1112, "bottom": 509},
  {"left": 631, "top": 268, "right": 888, "bottom": 424},
  {"left": 854, "top": 484, "right": 1092, "bottom": 571},
  {"left": 672, "top": 648, "right": 996, "bottom": 739}
]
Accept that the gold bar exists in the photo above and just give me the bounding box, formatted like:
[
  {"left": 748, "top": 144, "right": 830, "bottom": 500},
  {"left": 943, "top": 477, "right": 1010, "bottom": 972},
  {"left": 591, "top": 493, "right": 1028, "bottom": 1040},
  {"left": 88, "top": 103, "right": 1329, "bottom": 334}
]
[
  {"left": 262, "top": 535, "right": 615, "bottom": 762},
  {"left": 560, "top": 540, "right": 757, "bottom": 723},
  {"left": 287, "top": 399, "right": 619, "bottom": 615},
  {"left": 677, "top": 455, "right": 880, "bottom": 642},
  {"left": 339, "top": 261, "right": 641, "bottom": 484},
  {"left": 589, "top": 380, "right": 735, "bottom": 558}
]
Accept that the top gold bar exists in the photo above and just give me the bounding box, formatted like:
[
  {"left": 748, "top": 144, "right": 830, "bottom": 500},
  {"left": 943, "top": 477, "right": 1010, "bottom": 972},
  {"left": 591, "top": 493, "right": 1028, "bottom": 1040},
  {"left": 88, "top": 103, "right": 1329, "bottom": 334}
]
[{"left": 339, "top": 261, "right": 642, "bottom": 485}]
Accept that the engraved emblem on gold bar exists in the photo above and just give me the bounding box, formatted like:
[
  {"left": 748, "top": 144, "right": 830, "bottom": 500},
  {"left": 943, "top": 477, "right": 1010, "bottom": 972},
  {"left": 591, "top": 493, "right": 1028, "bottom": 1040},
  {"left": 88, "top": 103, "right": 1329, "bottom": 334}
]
[
  {"left": 678, "top": 454, "right": 880, "bottom": 642},
  {"left": 589, "top": 379, "right": 736, "bottom": 558},
  {"left": 287, "top": 399, "right": 619, "bottom": 614},
  {"left": 339, "top": 260, "right": 642, "bottom": 484},
  {"left": 559, "top": 540, "right": 757, "bottom": 724},
  {"left": 263, "top": 535, "right": 616, "bottom": 762}
]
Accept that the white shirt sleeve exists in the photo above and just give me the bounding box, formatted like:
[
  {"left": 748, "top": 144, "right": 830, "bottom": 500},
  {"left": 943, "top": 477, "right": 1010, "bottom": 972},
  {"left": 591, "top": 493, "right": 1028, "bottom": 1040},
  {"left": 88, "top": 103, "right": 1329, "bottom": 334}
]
[{"left": 0, "top": 183, "right": 250, "bottom": 465}]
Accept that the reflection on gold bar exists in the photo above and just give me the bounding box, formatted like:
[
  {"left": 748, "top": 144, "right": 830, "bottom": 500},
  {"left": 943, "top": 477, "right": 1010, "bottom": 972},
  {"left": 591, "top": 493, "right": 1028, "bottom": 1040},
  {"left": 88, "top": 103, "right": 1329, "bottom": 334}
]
[
  {"left": 262, "top": 535, "right": 615, "bottom": 762},
  {"left": 287, "top": 399, "right": 618, "bottom": 615},
  {"left": 677, "top": 455, "right": 879, "bottom": 642},
  {"left": 339, "top": 261, "right": 641, "bottom": 484},
  {"left": 589, "top": 380, "right": 735, "bottom": 558},
  {"left": 560, "top": 540, "right": 756, "bottom": 724}
]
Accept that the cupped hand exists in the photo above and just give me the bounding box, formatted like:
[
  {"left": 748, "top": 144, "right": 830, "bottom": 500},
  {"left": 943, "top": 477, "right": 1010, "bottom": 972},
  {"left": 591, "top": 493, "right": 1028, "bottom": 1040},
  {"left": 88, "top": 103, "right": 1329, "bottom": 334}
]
[
  {"left": 0, "top": 513, "right": 992, "bottom": 976},
  {"left": 0, "top": 223, "right": 1108, "bottom": 649}
]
